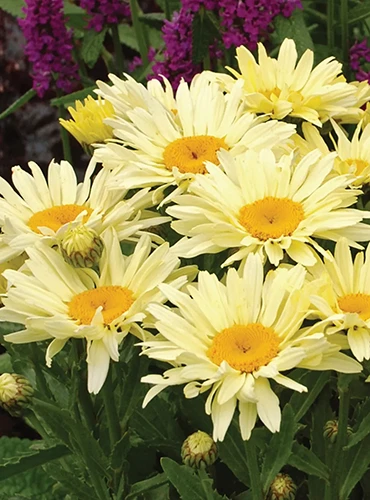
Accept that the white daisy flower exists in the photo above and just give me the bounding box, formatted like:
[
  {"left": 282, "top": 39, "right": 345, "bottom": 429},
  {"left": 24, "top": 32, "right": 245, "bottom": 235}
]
[
  {"left": 0, "top": 158, "right": 169, "bottom": 264},
  {"left": 168, "top": 148, "right": 370, "bottom": 267},
  {"left": 94, "top": 72, "right": 296, "bottom": 197},
  {"left": 211, "top": 38, "right": 360, "bottom": 126},
  {"left": 140, "top": 254, "right": 361, "bottom": 441},
  {"left": 0, "top": 229, "right": 194, "bottom": 394},
  {"left": 310, "top": 238, "right": 370, "bottom": 362}
]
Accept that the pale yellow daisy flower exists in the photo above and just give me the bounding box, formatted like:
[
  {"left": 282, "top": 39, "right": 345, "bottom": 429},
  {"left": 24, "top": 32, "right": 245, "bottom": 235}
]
[
  {"left": 168, "top": 149, "right": 370, "bottom": 267},
  {"left": 140, "top": 254, "right": 361, "bottom": 441},
  {"left": 0, "top": 159, "right": 168, "bottom": 264},
  {"left": 212, "top": 38, "right": 360, "bottom": 126},
  {"left": 0, "top": 229, "right": 193, "bottom": 394},
  {"left": 59, "top": 95, "right": 115, "bottom": 149},
  {"left": 309, "top": 239, "right": 370, "bottom": 362},
  {"left": 93, "top": 72, "right": 296, "bottom": 197}
]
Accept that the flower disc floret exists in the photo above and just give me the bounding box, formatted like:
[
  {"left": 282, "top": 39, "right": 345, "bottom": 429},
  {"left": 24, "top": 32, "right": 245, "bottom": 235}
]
[{"left": 28, "top": 205, "right": 92, "bottom": 234}]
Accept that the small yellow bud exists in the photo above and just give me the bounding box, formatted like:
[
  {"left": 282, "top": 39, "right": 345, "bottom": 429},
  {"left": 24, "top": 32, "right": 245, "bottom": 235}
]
[
  {"left": 323, "top": 419, "right": 353, "bottom": 444},
  {"left": 0, "top": 373, "right": 34, "bottom": 416},
  {"left": 60, "top": 225, "right": 104, "bottom": 268},
  {"left": 181, "top": 431, "right": 218, "bottom": 469},
  {"left": 268, "top": 473, "right": 297, "bottom": 500},
  {"left": 0, "top": 254, "right": 27, "bottom": 305},
  {"left": 59, "top": 95, "right": 115, "bottom": 149}
]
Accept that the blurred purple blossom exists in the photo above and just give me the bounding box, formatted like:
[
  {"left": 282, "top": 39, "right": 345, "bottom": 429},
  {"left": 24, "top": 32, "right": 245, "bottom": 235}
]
[
  {"left": 128, "top": 47, "right": 157, "bottom": 73},
  {"left": 19, "top": 0, "right": 79, "bottom": 97},
  {"left": 77, "top": 0, "right": 130, "bottom": 32},
  {"left": 350, "top": 39, "right": 370, "bottom": 83}
]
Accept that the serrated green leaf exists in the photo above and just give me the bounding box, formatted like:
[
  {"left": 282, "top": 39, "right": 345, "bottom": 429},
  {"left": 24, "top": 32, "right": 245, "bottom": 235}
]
[
  {"left": 0, "top": 352, "right": 12, "bottom": 373},
  {"left": 126, "top": 473, "right": 169, "bottom": 499},
  {"left": 273, "top": 10, "right": 314, "bottom": 57},
  {"left": 0, "top": 0, "right": 25, "bottom": 17},
  {"left": 0, "top": 90, "right": 36, "bottom": 120},
  {"left": 346, "top": 407, "right": 370, "bottom": 449},
  {"left": 118, "top": 24, "right": 140, "bottom": 51},
  {"left": 0, "top": 444, "right": 70, "bottom": 481},
  {"left": 161, "top": 458, "right": 223, "bottom": 500},
  {"left": 217, "top": 420, "right": 250, "bottom": 487},
  {"left": 81, "top": 28, "right": 107, "bottom": 68},
  {"left": 110, "top": 432, "right": 130, "bottom": 470},
  {"left": 261, "top": 405, "right": 297, "bottom": 493},
  {"left": 288, "top": 442, "right": 329, "bottom": 481},
  {"left": 44, "top": 462, "right": 96, "bottom": 500},
  {"left": 50, "top": 86, "right": 96, "bottom": 108},
  {"left": 192, "top": 10, "right": 219, "bottom": 64},
  {"left": 289, "top": 371, "right": 330, "bottom": 422},
  {"left": 340, "top": 433, "right": 370, "bottom": 499}
]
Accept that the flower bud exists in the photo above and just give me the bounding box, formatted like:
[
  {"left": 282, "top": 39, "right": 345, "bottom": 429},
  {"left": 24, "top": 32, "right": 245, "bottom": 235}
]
[
  {"left": 0, "top": 373, "right": 34, "bottom": 416},
  {"left": 60, "top": 225, "right": 104, "bottom": 268},
  {"left": 181, "top": 431, "right": 218, "bottom": 469},
  {"left": 268, "top": 473, "right": 297, "bottom": 500},
  {"left": 323, "top": 419, "right": 353, "bottom": 444}
]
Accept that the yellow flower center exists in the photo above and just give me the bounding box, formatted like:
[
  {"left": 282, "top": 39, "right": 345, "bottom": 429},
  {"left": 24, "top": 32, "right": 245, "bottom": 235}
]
[
  {"left": 238, "top": 197, "right": 305, "bottom": 241},
  {"left": 27, "top": 205, "right": 93, "bottom": 234},
  {"left": 163, "top": 136, "right": 228, "bottom": 174},
  {"left": 347, "top": 158, "right": 369, "bottom": 176},
  {"left": 68, "top": 286, "right": 134, "bottom": 325},
  {"left": 207, "top": 323, "right": 280, "bottom": 373},
  {"left": 337, "top": 293, "right": 370, "bottom": 321}
]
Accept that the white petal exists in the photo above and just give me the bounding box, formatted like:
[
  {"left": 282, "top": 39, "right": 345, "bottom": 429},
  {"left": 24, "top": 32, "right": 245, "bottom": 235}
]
[
  {"left": 254, "top": 377, "right": 281, "bottom": 433},
  {"left": 86, "top": 340, "right": 111, "bottom": 394},
  {"left": 239, "top": 401, "right": 257, "bottom": 440}
]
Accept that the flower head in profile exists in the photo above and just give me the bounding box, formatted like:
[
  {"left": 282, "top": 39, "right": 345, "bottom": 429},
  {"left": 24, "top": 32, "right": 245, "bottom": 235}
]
[
  {"left": 213, "top": 38, "right": 360, "bottom": 126},
  {"left": 140, "top": 254, "right": 361, "bottom": 441},
  {"left": 169, "top": 149, "right": 370, "bottom": 267},
  {"left": 94, "top": 72, "right": 295, "bottom": 198},
  {"left": 59, "top": 96, "right": 115, "bottom": 150},
  {"left": 310, "top": 239, "right": 370, "bottom": 362},
  {"left": 0, "top": 159, "right": 168, "bottom": 264},
  {"left": 0, "top": 229, "right": 193, "bottom": 394}
]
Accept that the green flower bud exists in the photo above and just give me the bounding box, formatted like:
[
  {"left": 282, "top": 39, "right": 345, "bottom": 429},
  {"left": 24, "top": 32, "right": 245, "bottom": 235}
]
[
  {"left": 268, "top": 473, "right": 297, "bottom": 500},
  {"left": 60, "top": 225, "right": 104, "bottom": 268},
  {"left": 181, "top": 431, "right": 218, "bottom": 469},
  {"left": 0, "top": 373, "right": 34, "bottom": 416},
  {"left": 323, "top": 419, "right": 353, "bottom": 444}
]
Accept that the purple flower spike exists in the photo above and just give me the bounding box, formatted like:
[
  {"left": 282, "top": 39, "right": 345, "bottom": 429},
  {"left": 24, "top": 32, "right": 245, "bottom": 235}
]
[
  {"left": 350, "top": 39, "right": 370, "bottom": 83},
  {"left": 19, "top": 0, "right": 80, "bottom": 97},
  {"left": 77, "top": 0, "right": 130, "bottom": 32}
]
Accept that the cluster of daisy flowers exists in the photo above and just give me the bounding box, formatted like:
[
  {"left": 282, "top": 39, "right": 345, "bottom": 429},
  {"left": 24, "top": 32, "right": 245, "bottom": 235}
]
[{"left": 3, "top": 38, "right": 370, "bottom": 442}]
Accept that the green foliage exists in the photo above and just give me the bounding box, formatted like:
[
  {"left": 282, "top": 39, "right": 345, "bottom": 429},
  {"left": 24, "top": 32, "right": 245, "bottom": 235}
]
[
  {"left": 348, "top": 0, "right": 370, "bottom": 25},
  {"left": 126, "top": 473, "right": 169, "bottom": 499},
  {"left": 217, "top": 420, "right": 251, "bottom": 487},
  {"left": 273, "top": 9, "right": 314, "bottom": 56},
  {"left": 0, "top": 352, "right": 13, "bottom": 373},
  {"left": 0, "top": 437, "right": 66, "bottom": 499},
  {"left": 0, "top": 90, "right": 36, "bottom": 121},
  {"left": 161, "top": 458, "right": 225, "bottom": 500},
  {"left": 50, "top": 86, "right": 97, "bottom": 108},
  {"left": 0, "top": 0, "right": 25, "bottom": 17},
  {"left": 289, "top": 371, "right": 330, "bottom": 422},
  {"left": 81, "top": 29, "right": 107, "bottom": 68},
  {"left": 340, "top": 433, "right": 370, "bottom": 499},
  {"left": 260, "top": 405, "right": 297, "bottom": 493},
  {"left": 288, "top": 442, "right": 330, "bottom": 481},
  {"left": 192, "top": 10, "right": 220, "bottom": 64}
]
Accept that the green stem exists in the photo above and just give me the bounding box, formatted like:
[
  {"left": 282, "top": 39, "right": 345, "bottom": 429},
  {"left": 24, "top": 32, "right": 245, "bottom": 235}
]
[
  {"left": 30, "top": 344, "right": 53, "bottom": 400},
  {"left": 129, "top": 0, "right": 149, "bottom": 66},
  {"left": 304, "top": 6, "right": 327, "bottom": 23},
  {"left": 72, "top": 340, "right": 97, "bottom": 432},
  {"left": 163, "top": 0, "right": 171, "bottom": 20},
  {"left": 111, "top": 24, "right": 125, "bottom": 75},
  {"left": 340, "top": 0, "right": 349, "bottom": 74},
  {"left": 330, "top": 387, "right": 350, "bottom": 500},
  {"left": 245, "top": 440, "right": 263, "bottom": 500},
  {"left": 58, "top": 105, "right": 73, "bottom": 164},
  {"left": 25, "top": 411, "right": 49, "bottom": 440},
  {"left": 101, "top": 366, "right": 121, "bottom": 447},
  {"left": 327, "top": 0, "right": 335, "bottom": 52}
]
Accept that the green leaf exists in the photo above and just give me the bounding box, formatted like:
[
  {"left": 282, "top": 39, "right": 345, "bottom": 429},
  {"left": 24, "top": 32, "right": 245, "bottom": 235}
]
[
  {"left": 155, "top": 0, "right": 181, "bottom": 17},
  {"left": 289, "top": 371, "right": 330, "bottom": 422},
  {"left": 261, "top": 405, "right": 297, "bottom": 493},
  {"left": 288, "top": 443, "right": 329, "bottom": 481},
  {"left": 81, "top": 28, "right": 107, "bottom": 68},
  {"left": 0, "top": 437, "right": 67, "bottom": 498},
  {"left": 50, "top": 86, "right": 96, "bottom": 108},
  {"left": 139, "top": 12, "right": 165, "bottom": 29},
  {"left": 126, "top": 473, "right": 169, "bottom": 499},
  {"left": 346, "top": 409, "right": 370, "bottom": 449},
  {"left": 0, "top": 352, "right": 12, "bottom": 373},
  {"left": 0, "top": 90, "right": 36, "bottom": 121},
  {"left": 64, "top": 0, "right": 85, "bottom": 15},
  {"left": 0, "top": 0, "right": 25, "bottom": 17},
  {"left": 192, "top": 9, "right": 220, "bottom": 64},
  {"left": 110, "top": 432, "right": 130, "bottom": 470},
  {"left": 217, "top": 420, "right": 250, "bottom": 487},
  {"left": 118, "top": 24, "right": 140, "bottom": 51},
  {"left": 273, "top": 10, "right": 314, "bottom": 57},
  {"left": 0, "top": 444, "right": 70, "bottom": 481},
  {"left": 44, "top": 462, "right": 96, "bottom": 500},
  {"left": 348, "top": 0, "right": 370, "bottom": 25},
  {"left": 161, "top": 458, "right": 224, "bottom": 500},
  {"left": 340, "top": 433, "right": 370, "bottom": 499}
]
